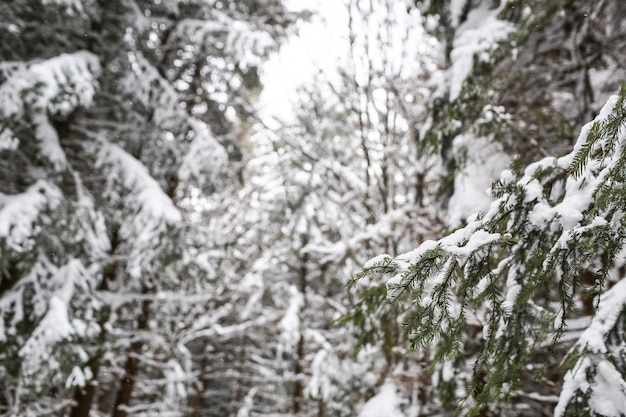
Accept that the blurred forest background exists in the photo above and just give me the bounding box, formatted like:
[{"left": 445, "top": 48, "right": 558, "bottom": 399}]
[{"left": 1, "top": 0, "right": 626, "bottom": 416}]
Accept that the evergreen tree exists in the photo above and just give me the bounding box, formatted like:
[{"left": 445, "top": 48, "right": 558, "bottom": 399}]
[
  {"left": 4, "top": 0, "right": 625, "bottom": 415},
  {"left": 349, "top": 84, "right": 626, "bottom": 415},
  {"left": 346, "top": 0, "right": 626, "bottom": 415},
  {"left": 0, "top": 0, "right": 292, "bottom": 416}
]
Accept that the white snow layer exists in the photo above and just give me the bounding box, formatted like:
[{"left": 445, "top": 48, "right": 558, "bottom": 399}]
[
  {"left": 41, "top": 0, "right": 86, "bottom": 15},
  {"left": 449, "top": 0, "right": 467, "bottom": 27},
  {"left": 306, "top": 349, "right": 335, "bottom": 401},
  {"left": 0, "top": 127, "right": 19, "bottom": 151},
  {"left": 447, "top": 134, "right": 509, "bottom": 225},
  {"left": 363, "top": 253, "right": 392, "bottom": 269},
  {"left": 0, "top": 180, "right": 62, "bottom": 251},
  {"left": 0, "top": 51, "right": 100, "bottom": 169},
  {"left": 66, "top": 365, "right": 93, "bottom": 389},
  {"left": 279, "top": 285, "right": 304, "bottom": 350},
  {"left": 18, "top": 259, "right": 90, "bottom": 377},
  {"left": 227, "top": 20, "right": 276, "bottom": 69},
  {"left": 179, "top": 119, "right": 229, "bottom": 190},
  {"left": 555, "top": 279, "right": 626, "bottom": 416},
  {"left": 96, "top": 140, "right": 182, "bottom": 279},
  {"left": 448, "top": 1, "right": 515, "bottom": 100},
  {"left": 97, "top": 140, "right": 182, "bottom": 227},
  {"left": 359, "top": 382, "right": 405, "bottom": 417},
  {"left": 121, "top": 51, "right": 180, "bottom": 127}
]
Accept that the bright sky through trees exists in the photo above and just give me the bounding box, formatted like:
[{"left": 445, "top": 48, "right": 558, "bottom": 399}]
[{"left": 259, "top": 0, "right": 349, "bottom": 124}]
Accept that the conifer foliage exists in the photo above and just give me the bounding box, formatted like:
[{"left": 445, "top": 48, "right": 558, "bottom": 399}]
[
  {"left": 348, "top": 79, "right": 626, "bottom": 416},
  {"left": 0, "top": 0, "right": 291, "bottom": 416},
  {"left": 347, "top": 0, "right": 626, "bottom": 415},
  {"left": 2, "top": 0, "right": 626, "bottom": 416}
]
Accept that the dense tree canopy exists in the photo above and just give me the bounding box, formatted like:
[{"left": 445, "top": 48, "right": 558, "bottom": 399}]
[
  {"left": 0, "top": 0, "right": 293, "bottom": 415},
  {"left": 1, "top": 0, "right": 625, "bottom": 416}
]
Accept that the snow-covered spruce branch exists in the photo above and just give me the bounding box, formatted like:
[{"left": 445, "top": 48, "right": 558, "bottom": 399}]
[{"left": 347, "top": 85, "right": 626, "bottom": 412}]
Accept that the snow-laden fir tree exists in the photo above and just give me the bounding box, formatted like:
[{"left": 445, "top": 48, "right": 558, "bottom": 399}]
[
  {"left": 349, "top": 84, "right": 626, "bottom": 416},
  {"left": 346, "top": 0, "right": 626, "bottom": 415},
  {"left": 0, "top": 0, "right": 293, "bottom": 416},
  {"left": 419, "top": 0, "right": 626, "bottom": 219}
]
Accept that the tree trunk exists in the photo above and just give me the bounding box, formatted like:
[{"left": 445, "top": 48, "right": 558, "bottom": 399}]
[
  {"left": 70, "top": 359, "right": 100, "bottom": 417},
  {"left": 191, "top": 351, "right": 207, "bottom": 416},
  {"left": 292, "top": 238, "right": 309, "bottom": 415},
  {"left": 292, "top": 333, "right": 305, "bottom": 415},
  {"left": 111, "top": 299, "right": 151, "bottom": 417},
  {"left": 70, "top": 228, "right": 119, "bottom": 417}
]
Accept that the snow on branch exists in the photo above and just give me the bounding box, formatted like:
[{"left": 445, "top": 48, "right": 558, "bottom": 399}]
[
  {"left": 96, "top": 139, "right": 182, "bottom": 228},
  {"left": 16, "top": 259, "right": 93, "bottom": 378},
  {"left": 350, "top": 88, "right": 626, "bottom": 410},
  {"left": 121, "top": 51, "right": 180, "bottom": 127},
  {"left": 302, "top": 206, "right": 435, "bottom": 266},
  {"left": 178, "top": 119, "right": 229, "bottom": 192},
  {"left": 0, "top": 51, "right": 100, "bottom": 118},
  {"left": 0, "top": 51, "right": 101, "bottom": 169},
  {"left": 171, "top": 10, "right": 278, "bottom": 69},
  {"left": 0, "top": 180, "right": 62, "bottom": 251},
  {"left": 226, "top": 20, "right": 276, "bottom": 69},
  {"left": 555, "top": 279, "right": 626, "bottom": 417},
  {"left": 170, "top": 18, "right": 228, "bottom": 44},
  {"left": 40, "top": 0, "right": 86, "bottom": 16},
  {"left": 448, "top": 2, "right": 515, "bottom": 100},
  {"left": 95, "top": 138, "right": 182, "bottom": 279}
]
